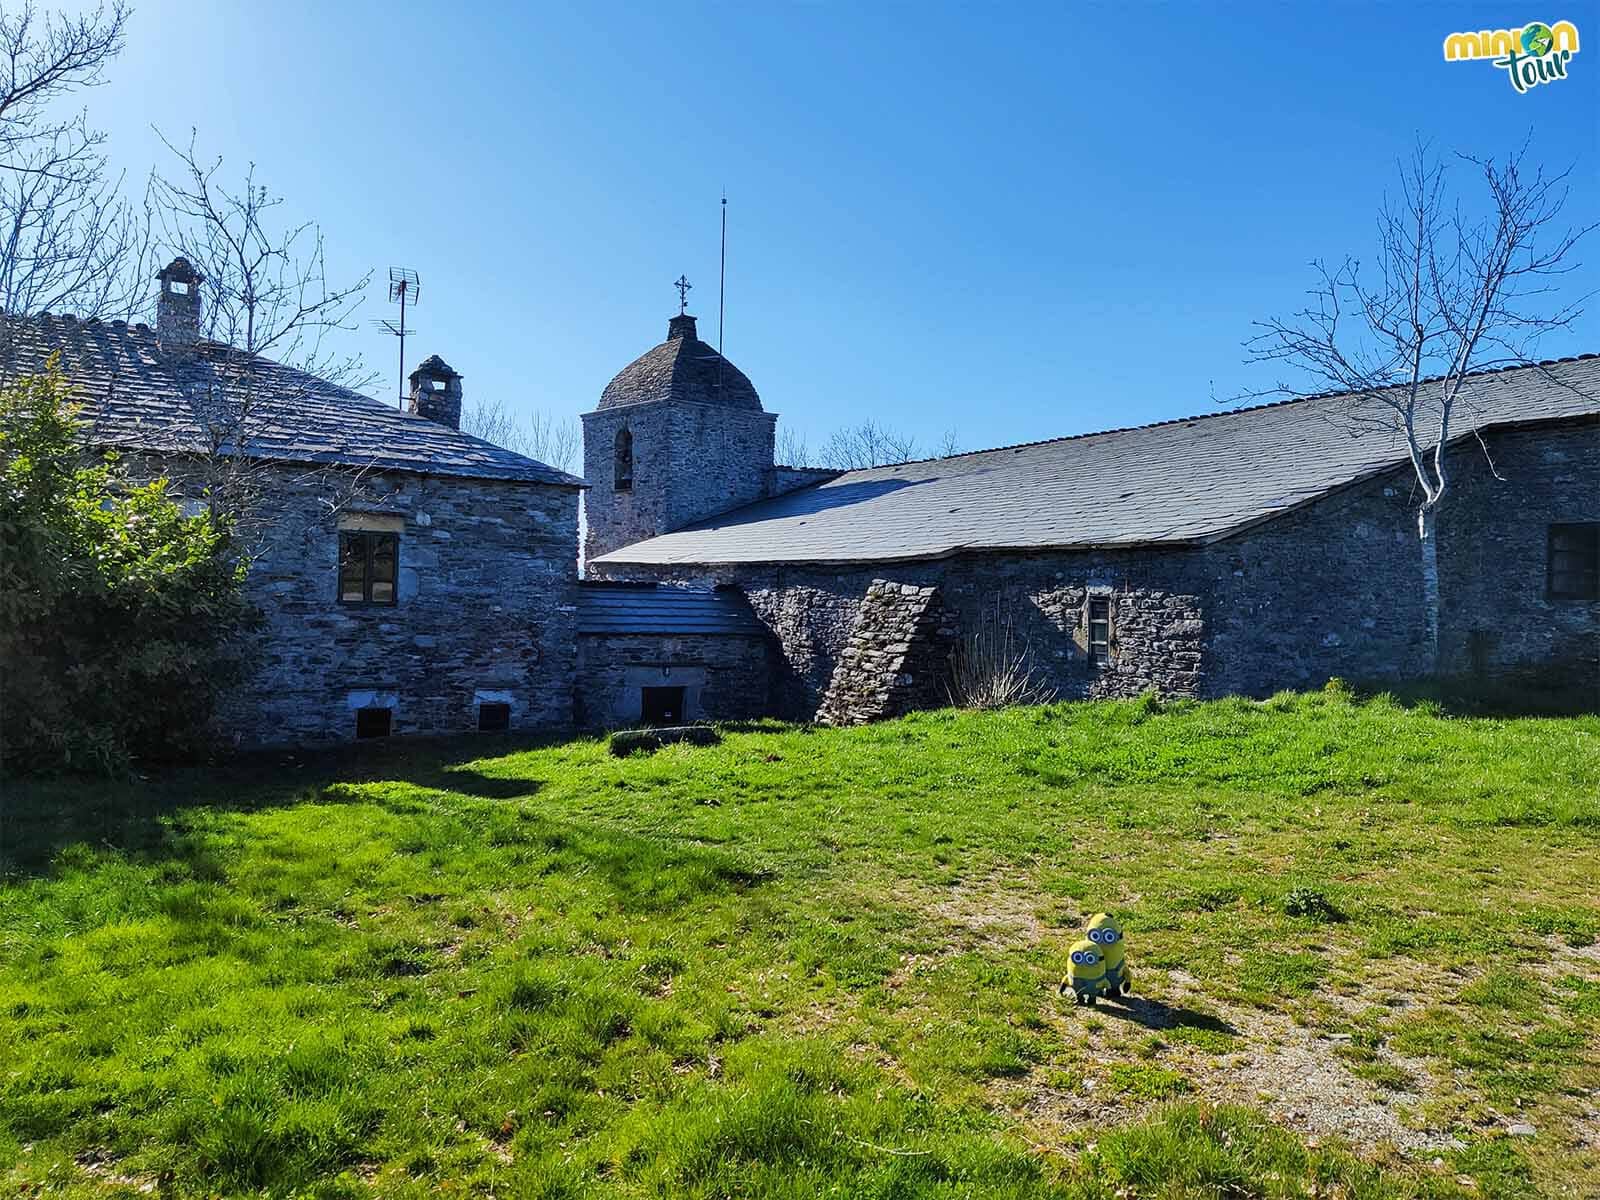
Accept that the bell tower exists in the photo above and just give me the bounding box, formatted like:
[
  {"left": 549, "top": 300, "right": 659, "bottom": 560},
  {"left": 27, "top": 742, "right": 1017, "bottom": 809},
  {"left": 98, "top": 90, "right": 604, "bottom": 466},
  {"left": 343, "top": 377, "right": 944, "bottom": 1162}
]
[{"left": 582, "top": 306, "right": 775, "bottom": 564}]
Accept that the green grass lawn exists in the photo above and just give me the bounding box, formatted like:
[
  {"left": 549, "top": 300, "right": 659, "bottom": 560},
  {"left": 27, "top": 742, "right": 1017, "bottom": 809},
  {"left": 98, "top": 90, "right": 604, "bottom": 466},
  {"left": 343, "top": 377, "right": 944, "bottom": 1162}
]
[{"left": 2, "top": 689, "right": 1598, "bottom": 1198}]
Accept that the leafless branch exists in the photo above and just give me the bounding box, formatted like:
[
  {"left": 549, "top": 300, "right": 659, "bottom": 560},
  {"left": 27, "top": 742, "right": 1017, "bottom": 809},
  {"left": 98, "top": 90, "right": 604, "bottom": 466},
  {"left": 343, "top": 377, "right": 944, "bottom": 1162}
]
[
  {"left": 820, "top": 419, "right": 920, "bottom": 469},
  {"left": 775, "top": 425, "right": 812, "bottom": 468},
  {"left": 0, "top": 1, "right": 151, "bottom": 329},
  {"left": 460, "top": 395, "right": 580, "bottom": 473},
  {"left": 1234, "top": 137, "right": 1594, "bottom": 669},
  {"left": 145, "top": 132, "right": 376, "bottom": 540}
]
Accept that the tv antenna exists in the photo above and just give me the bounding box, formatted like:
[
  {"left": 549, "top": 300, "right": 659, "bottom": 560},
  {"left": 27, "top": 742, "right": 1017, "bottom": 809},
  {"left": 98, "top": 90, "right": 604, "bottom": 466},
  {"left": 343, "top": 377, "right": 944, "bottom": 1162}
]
[
  {"left": 372, "top": 267, "right": 420, "bottom": 408},
  {"left": 718, "top": 191, "right": 727, "bottom": 355}
]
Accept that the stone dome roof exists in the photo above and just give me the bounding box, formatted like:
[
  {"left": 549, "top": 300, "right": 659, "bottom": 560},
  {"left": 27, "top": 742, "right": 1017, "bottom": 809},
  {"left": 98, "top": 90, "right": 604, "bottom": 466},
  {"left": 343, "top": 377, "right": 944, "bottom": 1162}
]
[{"left": 598, "top": 314, "right": 763, "bottom": 412}]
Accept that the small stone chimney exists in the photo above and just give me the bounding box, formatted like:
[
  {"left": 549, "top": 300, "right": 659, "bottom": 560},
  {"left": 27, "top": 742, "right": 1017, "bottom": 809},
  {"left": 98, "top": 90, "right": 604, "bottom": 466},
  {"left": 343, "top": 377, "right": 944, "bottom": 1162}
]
[
  {"left": 408, "top": 355, "right": 463, "bottom": 430},
  {"left": 667, "top": 313, "right": 698, "bottom": 341},
  {"left": 156, "top": 257, "right": 203, "bottom": 348}
]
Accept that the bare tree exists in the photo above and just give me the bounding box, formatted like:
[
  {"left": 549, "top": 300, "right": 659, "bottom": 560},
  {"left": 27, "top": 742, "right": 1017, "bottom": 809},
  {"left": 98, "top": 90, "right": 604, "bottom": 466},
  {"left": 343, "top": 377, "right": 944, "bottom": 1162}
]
[
  {"left": 1238, "top": 140, "right": 1592, "bottom": 671},
  {"left": 460, "top": 395, "right": 580, "bottom": 473},
  {"left": 143, "top": 134, "right": 376, "bottom": 531},
  {"left": 820, "top": 419, "right": 920, "bottom": 469},
  {"left": 775, "top": 424, "right": 812, "bottom": 468},
  {"left": 0, "top": 1, "right": 151, "bottom": 328},
  {"left": 781, "top": 423, "right": 958, "bottom": 469}
]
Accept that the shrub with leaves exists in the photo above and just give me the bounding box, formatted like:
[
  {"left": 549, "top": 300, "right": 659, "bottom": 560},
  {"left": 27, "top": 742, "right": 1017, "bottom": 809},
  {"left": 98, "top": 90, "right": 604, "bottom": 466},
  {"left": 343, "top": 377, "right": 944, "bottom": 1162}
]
[{"left": 0, "top": 359, "right": 255, "bottom": 773}]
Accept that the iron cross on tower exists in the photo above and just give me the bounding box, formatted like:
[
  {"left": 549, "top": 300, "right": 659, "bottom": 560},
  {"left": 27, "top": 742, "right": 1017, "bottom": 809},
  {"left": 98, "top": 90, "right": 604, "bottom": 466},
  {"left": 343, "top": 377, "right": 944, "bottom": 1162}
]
[{"left": 674, "top": 274, "right": 692, "bottom": 314}]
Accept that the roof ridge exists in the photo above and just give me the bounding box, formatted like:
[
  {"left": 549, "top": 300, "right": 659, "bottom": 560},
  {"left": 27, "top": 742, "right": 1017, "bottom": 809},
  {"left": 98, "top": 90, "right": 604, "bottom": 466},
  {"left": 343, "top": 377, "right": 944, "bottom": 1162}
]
[{"left": 878, "top": 352, "right": 1600, "bottom": 470}]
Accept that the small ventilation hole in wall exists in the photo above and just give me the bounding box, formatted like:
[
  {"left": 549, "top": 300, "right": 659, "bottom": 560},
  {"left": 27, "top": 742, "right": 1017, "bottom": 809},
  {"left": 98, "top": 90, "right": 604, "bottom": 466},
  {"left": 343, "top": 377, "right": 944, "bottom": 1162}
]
[
  {"left": 477, "top": 701, "right": 511, "bottom": 732},
  {"left": 355, "top": 707, "right": 392, "bottom": 739}
]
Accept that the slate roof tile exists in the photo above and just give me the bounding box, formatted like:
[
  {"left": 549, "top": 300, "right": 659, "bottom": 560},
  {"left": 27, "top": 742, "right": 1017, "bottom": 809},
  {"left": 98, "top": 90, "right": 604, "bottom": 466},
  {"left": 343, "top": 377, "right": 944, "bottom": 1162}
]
[
  {"left": 595, "top": 355, "right": 1600, "bottom": 566},
  {"left": 3, "top": 314, "right": 583, "bottom": 487},
  {"left": 576, "top": 582, "right": 769, "bottom": 635}
]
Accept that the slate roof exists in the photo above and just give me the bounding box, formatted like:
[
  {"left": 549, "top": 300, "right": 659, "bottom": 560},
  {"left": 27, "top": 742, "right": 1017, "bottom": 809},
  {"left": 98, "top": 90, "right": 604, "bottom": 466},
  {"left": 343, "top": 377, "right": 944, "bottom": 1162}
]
[
  {"left": 2, "top": 314, "right": 584, "bottom": 486},
  {"left": 595, "top": 355, "right": 1600, "bottom": 567},
  {"left": 576, "top": 582, "right": 769, "bottom": 635},
  {"left": 598, "top": 315, "right": 763, "bottom": 412}
]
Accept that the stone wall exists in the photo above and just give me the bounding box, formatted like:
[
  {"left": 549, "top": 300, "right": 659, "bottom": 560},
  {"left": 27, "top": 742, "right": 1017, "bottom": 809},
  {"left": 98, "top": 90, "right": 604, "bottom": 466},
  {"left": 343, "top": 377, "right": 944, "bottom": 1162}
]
[
  {"left": 574, "top": 632, "right": 774, "bottom": 728},
  {"left": 201, "top": 464, "right": 580, "bottom": 747},
  {"left": 1203, "top": 468, "right": 1430, "bottom": 694},
  {"left": 581, "top": 400, "right": 777, "bottom": 562},
  {"left": 1436, "top": 420, "right": 1599, "bottom": 682},
  {"left": 769, "top": 464, "right": 841, "bottom": 497},
  {"left": 816, "top": 582, "right": 956, "bottom": 725},
  {"left": 1207, "top": 420, "right": 1599, "bottom": 693},
  {"left": 594, "top": 550, "right": 1212, "bottom": 719}
]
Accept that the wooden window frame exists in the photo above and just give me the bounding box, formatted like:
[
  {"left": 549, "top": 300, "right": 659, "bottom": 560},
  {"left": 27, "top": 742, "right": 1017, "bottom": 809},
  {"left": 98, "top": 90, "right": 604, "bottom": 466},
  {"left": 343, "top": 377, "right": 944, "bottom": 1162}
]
[
  {"left": 338, "top": 530, "right": 399, "bottom": 607},
  {"left": 1086, "top": 597, "right": 1113, "bottom": 667},
  {"left": 1547, "top": 522, "right": 1600, "bottom": 602}
]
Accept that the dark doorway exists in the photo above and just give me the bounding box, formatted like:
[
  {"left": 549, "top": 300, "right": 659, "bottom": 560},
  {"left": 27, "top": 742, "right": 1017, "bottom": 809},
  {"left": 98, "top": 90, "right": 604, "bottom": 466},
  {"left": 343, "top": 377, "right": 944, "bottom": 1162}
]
[
  {"left": 640, "top": 686, "right": 686, "bottom": 725},
  {"left": 355, "top": 706, "right": 393, "bottom": 739},
  {"left": 478, "top": 701, "right": 511, "bottom": 732}
]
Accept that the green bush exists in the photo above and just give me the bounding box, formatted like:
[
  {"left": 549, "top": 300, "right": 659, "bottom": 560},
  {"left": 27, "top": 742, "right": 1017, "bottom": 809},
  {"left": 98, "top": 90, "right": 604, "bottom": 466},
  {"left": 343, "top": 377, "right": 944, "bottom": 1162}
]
[{"left": 0, "top": 359, "right": 255, "bottom": 773}]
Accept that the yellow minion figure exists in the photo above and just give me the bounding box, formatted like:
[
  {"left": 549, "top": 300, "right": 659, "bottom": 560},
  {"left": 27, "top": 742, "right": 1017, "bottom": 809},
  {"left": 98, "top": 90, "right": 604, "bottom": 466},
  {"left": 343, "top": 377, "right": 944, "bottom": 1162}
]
[
  {"left": 1086, "top": 912, "right": 1132, "bottom": 997},
  {"left": 1059, "top": 937, "right": 1109, "bottom": 1005}
]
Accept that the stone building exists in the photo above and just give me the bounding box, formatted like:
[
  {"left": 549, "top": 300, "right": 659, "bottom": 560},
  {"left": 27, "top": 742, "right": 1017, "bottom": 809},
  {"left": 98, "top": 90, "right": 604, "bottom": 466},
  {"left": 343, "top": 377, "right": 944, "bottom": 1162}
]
[
  {"left": 574, "top": 583, "right": 775, "bottom": 727},
  {"left": 5, "top": 262, "right": 583, "bottom": 746},
  {"left": 580, "top": 313, "right": 832, "bottom": 563},
  {"left": 7, "top": 273, "right": 1596, "bottom": 746},
  {"left": 586, "top": 312, "right": 1599, "bottom": 724}
]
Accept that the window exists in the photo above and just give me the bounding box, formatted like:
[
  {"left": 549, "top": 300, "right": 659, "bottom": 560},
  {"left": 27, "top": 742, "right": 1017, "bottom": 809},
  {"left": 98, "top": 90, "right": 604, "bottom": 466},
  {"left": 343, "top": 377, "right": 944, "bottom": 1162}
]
[
  {"left": 355, "top": 706, "right": 392, "bottom": 739},
  {"left": 339, "top": 531, "right": 398, "bottom": 605},
  {"left": 478, "top": 701, "right": 511, "bottom": 732},
  {"left": 1548, "top": 523, "right": 1599, "bottom": 601},
  {"left": 614, "top": 427, "right": 633, "bottom": 491},
  {"left": 641, "top": 685, "right": 685, "bottom": 725},
  {"left": 1087, "top": 598, "right": 1112, "bottom": 665}
]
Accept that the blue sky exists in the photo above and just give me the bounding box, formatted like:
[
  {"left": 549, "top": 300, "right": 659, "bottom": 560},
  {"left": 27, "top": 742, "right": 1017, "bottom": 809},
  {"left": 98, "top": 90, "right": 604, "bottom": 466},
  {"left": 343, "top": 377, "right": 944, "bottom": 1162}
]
[{"left": 82, "top": 1, "right": 1599, "bottom": 457}]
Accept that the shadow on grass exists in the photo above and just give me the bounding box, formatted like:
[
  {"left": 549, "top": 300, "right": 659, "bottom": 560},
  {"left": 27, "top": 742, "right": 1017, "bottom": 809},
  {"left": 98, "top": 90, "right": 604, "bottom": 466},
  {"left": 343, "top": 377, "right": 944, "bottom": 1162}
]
[
  {"left": 0, "top": 730, "right": 567, "bottom": 880},
  {"left": 1089, "top": 995, "right": 1240, "bottom": 1036},
  {"left": 1358, "top": 674, "right": 1600, "bottom": 718}
]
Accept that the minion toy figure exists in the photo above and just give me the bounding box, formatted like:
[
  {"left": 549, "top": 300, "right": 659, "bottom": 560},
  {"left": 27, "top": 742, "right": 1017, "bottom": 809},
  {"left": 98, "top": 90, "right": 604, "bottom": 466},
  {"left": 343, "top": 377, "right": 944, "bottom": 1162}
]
[
  {"left": 1086, "top": 913, "right": 1133, "bottom": 997},
  {"left": 1058, "top": 938, "right": 1109, "bottom": 1005}
]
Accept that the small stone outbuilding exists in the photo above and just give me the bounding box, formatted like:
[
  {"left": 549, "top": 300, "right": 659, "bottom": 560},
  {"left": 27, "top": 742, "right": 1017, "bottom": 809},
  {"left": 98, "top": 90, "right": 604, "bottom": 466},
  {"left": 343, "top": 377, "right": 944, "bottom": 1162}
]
[{"left": 574, "top": 583, "right": 775, "bottom": 727}]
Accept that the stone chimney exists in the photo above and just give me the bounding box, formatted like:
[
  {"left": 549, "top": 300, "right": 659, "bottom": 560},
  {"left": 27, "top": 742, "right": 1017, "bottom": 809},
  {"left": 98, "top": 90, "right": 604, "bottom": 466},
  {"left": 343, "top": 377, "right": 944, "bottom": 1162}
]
[
  {"left": 156, "top": 257, "right": 203, "bottom": 348},
  {"left": 408, "top": 355, "right": 463, "bottom": 430},
  {"left": 667, "top": 313, "right": 698, "bottom": 341}
]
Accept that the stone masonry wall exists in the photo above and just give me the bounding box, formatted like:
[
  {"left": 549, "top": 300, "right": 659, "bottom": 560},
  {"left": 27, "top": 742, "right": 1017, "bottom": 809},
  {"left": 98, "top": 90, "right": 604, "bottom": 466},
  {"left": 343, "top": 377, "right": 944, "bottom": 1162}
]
[
  {"left": 769, "top": 465, "right": 842, "bottom": 497},
  {"left": 1436, "top": 421, "right": 1599, "bottom": 682},
  {"left": 581, "top": 400, "right": 776, "bottom": 562},
  {"left": 594, "top": 549, "right": 1212, "bottom": 720},
  {"left": 1205, "top": 421, "right": 1599, "bottom": 693},
  {"left": 816, "top": 582, "right": 956, "bottom": 725},
  {"left": 203, "top": 465, "right": 580, "bottom": 747},
  {"left": 574, "top": 632, "right": 774, "bottom": 729},
  {"left": 1202, "top": 468, "right": 1430, "bottom": 694}
]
